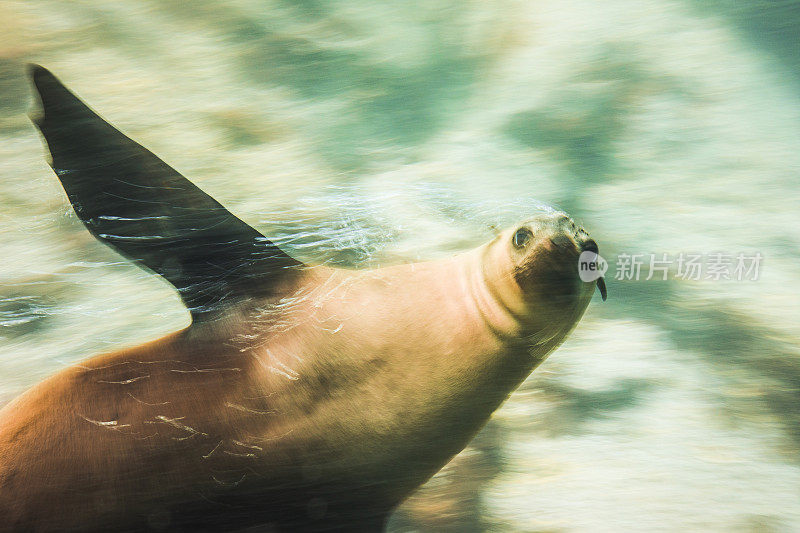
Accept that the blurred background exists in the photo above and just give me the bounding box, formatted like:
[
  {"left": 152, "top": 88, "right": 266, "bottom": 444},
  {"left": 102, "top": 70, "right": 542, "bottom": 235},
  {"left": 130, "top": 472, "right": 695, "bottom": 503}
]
[{"left": 1, "top": 0, "right": 799, "bottom": 531}]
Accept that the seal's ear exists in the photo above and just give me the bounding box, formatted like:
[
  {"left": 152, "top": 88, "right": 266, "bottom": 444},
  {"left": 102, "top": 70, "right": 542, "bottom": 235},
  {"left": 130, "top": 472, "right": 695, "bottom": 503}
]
[{"left": 28, "top": 65, "right": 303, "bottom": 321}]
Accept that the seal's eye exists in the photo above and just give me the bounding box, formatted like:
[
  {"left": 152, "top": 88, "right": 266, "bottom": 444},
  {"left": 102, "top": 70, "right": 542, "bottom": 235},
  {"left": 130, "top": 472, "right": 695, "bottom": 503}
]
[{"left": 512, "top": 227, "right": 532, "bottom": 248}]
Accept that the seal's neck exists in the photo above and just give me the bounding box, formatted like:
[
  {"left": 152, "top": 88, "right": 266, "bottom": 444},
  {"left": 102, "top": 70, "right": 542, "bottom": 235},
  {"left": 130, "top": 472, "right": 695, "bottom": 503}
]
[
  {"left": 463, "top": 244, "right": 526, "bottom": 341},
  {"left": 464, "top": 243, "right": 567, "bottom": 349}
]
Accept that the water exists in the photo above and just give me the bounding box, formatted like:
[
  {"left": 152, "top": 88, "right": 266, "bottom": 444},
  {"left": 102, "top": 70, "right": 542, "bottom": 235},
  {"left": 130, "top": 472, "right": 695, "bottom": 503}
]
[{"left": 2, "top": 1, "right": 800, "bottom": 530}]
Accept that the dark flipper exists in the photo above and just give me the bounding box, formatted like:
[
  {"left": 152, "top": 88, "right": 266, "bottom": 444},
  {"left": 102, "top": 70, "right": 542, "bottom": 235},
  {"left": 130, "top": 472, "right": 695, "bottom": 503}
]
[{"left": 28, "top": 65, "right": 302, "bottom": 320}]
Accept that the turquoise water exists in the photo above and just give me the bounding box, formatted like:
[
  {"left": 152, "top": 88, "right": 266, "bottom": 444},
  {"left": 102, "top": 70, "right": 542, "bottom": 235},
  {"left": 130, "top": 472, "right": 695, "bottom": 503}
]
[{"left": 2, "top": 1, "right": 800, "bottom": 530}]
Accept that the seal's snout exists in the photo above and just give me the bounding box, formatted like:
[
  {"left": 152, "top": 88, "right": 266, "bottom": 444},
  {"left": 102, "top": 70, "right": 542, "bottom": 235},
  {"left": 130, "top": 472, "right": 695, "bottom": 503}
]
[
  {"left": 581, "top": 239, "right": 598, "bottom": 254},
  {"left": 536, "top": 213, "right": 587, "bottom": 257}
]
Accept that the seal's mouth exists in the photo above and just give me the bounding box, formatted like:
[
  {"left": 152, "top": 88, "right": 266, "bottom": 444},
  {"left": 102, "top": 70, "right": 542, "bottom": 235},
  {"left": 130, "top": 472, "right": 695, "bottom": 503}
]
[{"left": 514, "top": 245, "right": 582, "bottom": 306}]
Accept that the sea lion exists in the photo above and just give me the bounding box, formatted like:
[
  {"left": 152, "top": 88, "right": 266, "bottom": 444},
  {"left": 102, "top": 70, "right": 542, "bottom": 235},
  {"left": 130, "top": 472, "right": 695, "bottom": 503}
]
[{"left": 0, "top": 66, "right": 605, "bottom": 532}]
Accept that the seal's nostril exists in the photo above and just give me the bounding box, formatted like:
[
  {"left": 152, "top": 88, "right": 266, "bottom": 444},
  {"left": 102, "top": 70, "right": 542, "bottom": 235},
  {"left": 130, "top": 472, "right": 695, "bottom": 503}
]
[{"left": 581, "top": 239, "right": 598, "bottom": 254}]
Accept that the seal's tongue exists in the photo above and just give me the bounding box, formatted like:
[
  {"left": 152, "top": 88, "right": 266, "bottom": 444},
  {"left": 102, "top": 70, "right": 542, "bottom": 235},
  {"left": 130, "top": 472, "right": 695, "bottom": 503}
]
[{"left": 597, "top": 277, "right": 608, "bottom": 301}]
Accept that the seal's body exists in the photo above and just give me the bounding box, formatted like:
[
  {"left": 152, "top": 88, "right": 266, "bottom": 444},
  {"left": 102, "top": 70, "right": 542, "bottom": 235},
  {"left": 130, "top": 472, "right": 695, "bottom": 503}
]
[{"left": 0, "top": 67, "right": 604, "bottom": 531}]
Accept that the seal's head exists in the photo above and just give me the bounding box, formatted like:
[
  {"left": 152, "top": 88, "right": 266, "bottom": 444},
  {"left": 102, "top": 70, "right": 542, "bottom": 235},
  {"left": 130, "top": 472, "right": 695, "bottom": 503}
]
[{"left": 480, "top": 211, "right": 604, "bottom": 342}]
